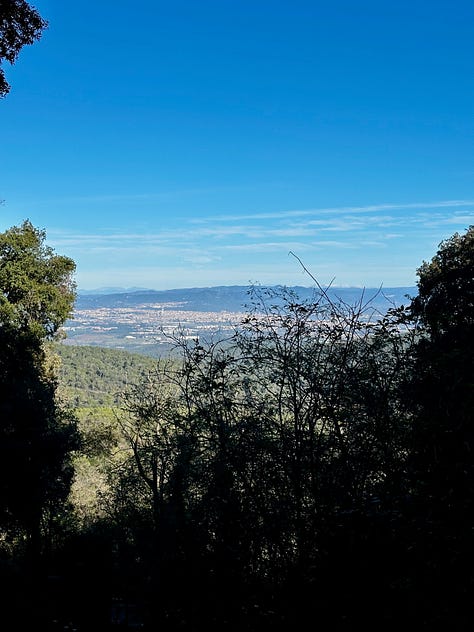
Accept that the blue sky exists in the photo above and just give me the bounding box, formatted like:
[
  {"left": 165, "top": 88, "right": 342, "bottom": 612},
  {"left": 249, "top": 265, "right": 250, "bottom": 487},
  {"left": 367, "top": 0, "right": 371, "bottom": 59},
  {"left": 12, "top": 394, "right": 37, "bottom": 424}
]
[{"left": 1, "top": 0, "right": 473, "bottom": 290}]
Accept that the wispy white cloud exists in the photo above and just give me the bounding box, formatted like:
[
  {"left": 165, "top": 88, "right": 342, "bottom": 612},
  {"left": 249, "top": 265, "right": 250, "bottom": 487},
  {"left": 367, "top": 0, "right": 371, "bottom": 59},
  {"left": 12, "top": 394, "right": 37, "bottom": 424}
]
[
  {"left": 217, "top": 241, "right": 313, "bottom": 253},
  {"left": 311, "top": 240, "right": 358, "bottom": 248},
  {"left": 47, "top": 198, "right": 474, "bottom": 290},
  {"left": 193, "top": 200, "right": 474, "bottom": 223},
  {"left": 182, "top": 253, "right": 222, "bottom": 265},
  {"left": 49, "top": 201, "right": 474, "bottom": 252}
]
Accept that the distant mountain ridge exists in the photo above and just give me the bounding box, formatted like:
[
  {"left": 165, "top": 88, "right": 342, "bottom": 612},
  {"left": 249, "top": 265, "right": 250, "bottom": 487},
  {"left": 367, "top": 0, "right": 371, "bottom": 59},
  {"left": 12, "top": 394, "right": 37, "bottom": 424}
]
[
  {"left": 78, "top": 286, "right": 152, "bottom": 295},
  {"left": 75, "top": 284, "right": 416, "bottom": 313}
]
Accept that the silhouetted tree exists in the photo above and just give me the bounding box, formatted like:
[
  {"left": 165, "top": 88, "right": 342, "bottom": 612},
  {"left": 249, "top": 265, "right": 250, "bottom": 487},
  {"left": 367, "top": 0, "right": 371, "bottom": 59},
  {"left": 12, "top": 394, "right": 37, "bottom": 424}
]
[
  {"left": 111, "top": 283, "right": 415, "bottom": 629},
  {"left": 0, "top": 220, "right": 78, "bottom": 557},
  {"left": 408, "top": 226, "right": 474, "bottom": 510},
  {"left": 0, "top": 1, "right": 47, "bottom": 97},
  {"left": 403, "top": 226, "right": 474, "bottom": 627}
]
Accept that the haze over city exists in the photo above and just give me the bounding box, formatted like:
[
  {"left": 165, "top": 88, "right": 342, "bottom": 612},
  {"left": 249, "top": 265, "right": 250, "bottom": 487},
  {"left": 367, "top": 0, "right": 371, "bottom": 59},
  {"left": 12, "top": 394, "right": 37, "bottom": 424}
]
[{"left": 1, "top": 1, "right": 473, "bottom": 290}]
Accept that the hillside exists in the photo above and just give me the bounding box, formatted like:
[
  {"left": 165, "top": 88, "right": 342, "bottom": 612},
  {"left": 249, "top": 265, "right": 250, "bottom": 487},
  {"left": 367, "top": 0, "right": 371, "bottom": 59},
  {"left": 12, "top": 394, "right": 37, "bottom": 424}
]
[{"left": 53, "top": 343, "right": 159, "bottom": 408}]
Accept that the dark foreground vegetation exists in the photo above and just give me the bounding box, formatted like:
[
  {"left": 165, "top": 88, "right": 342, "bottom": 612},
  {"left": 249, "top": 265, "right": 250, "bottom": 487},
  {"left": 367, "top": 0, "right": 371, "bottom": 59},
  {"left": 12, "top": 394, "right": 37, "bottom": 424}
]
[{"left": 1, "top": 220, "right": 474, "bottom": 630}]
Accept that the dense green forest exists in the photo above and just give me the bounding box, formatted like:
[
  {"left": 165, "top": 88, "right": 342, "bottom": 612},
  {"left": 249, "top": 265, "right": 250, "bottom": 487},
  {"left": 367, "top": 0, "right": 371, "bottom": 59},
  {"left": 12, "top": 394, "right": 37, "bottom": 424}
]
[
  {"left": 2, "top": 219, "right": 474, "bottom": 631},
  {"left": 53, "top": 343, "right": 160, "bottom": 408}
]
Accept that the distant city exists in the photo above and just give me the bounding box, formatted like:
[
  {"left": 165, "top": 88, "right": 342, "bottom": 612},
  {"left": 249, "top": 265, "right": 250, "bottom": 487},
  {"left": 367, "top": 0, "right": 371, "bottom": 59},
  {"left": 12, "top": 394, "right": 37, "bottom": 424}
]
[{"left": 63, "top": 285, "right": 416, "bottom": 356}]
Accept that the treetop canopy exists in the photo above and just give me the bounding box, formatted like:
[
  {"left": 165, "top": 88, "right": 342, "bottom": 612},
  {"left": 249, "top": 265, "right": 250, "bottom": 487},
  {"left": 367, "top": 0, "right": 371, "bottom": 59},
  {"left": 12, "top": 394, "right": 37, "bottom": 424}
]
[
  {"left": 0, "top": 219, "right": 76, "bottom": 339},
  {"left": 0, "top": 0, "right": 47, "bottom": 97},
  {"left": 411, "top": 225, "right": 474, "bottom": 337}
]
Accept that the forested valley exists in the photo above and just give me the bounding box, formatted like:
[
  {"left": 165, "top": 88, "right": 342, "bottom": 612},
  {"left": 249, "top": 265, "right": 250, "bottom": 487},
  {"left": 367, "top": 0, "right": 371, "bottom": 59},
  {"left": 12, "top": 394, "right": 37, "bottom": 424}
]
[{"left": 1, "top": 220, "right": 474, "bottom": 631}]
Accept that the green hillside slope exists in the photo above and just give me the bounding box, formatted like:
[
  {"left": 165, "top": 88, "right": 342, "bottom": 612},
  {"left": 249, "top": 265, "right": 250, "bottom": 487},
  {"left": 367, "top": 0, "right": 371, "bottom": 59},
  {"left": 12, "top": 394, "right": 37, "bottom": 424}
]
[{"left": 53, "top": 343, "right": 159, "bottom": 408}]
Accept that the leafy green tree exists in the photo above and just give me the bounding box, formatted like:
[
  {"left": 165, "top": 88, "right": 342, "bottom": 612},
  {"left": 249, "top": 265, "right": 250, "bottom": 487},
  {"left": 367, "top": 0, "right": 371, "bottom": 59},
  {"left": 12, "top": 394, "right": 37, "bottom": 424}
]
[
  {"left": 0, "top": 1, "right": 47, "bottom": 97},
  {"left": 0, "top": 220, "right": 78, "bottom": 558},
  {"left": 0, "top": 220, "right": 76, "bottom": 338},
  {"left": 411, "top": 226, "right": 474, "bottom": 338}
]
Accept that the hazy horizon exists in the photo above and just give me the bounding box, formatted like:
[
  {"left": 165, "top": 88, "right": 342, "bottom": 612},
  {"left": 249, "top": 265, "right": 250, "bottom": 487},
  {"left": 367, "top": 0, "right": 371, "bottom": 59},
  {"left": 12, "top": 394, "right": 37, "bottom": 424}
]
[{"left": 77, "top": 281, "right": 418, "bottom": 294}]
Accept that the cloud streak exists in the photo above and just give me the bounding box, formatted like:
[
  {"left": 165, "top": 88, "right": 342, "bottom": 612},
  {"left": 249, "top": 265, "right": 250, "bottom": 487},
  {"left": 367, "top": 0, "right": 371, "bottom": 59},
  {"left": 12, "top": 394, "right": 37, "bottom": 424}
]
[
  {"left": 45, "top": 199, "right": 474, "bottom": 289},
  {"left": 193, "top": 200, "right": 474, "bottom": 223}
]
